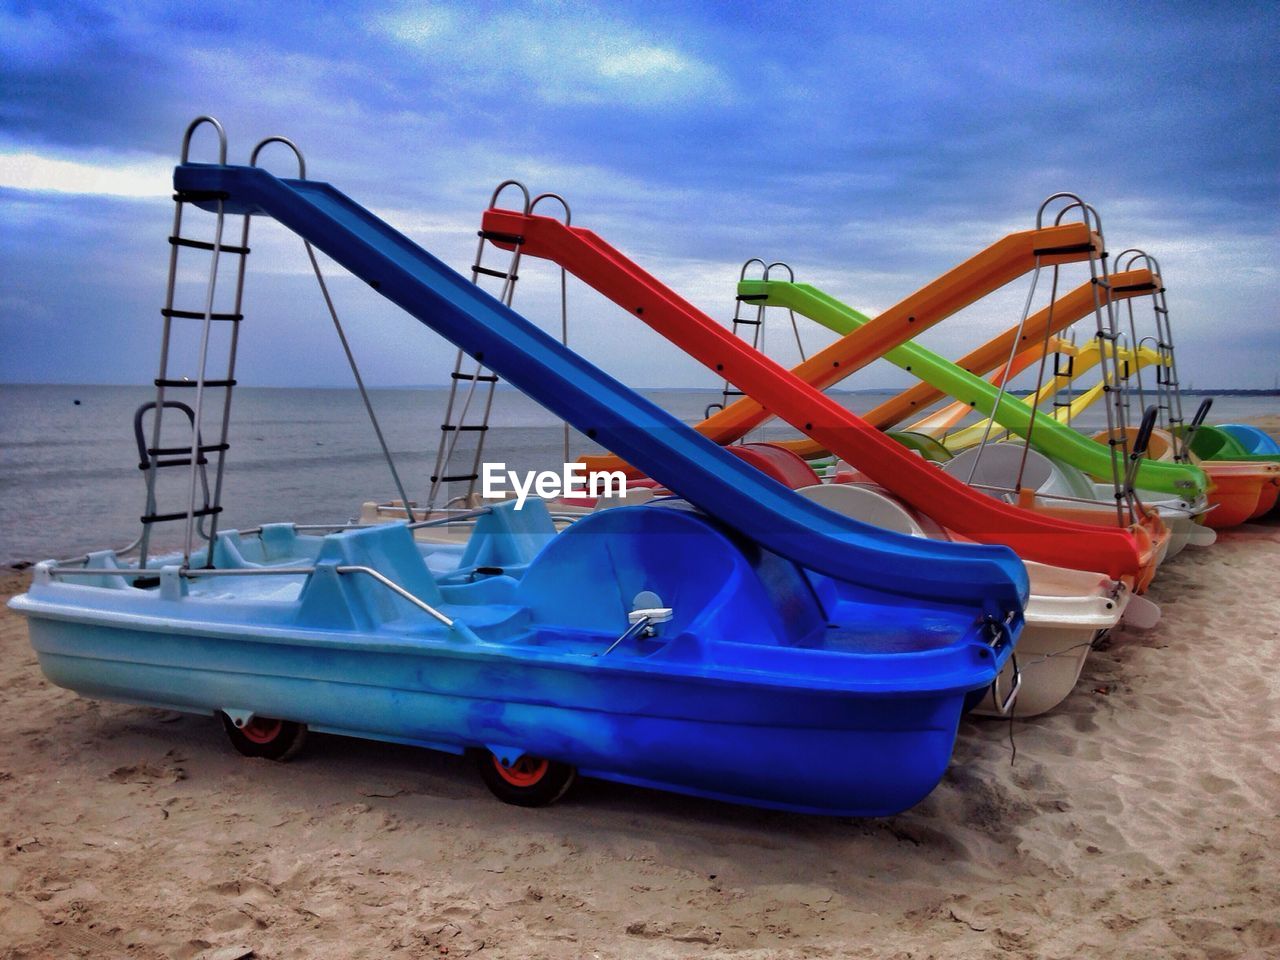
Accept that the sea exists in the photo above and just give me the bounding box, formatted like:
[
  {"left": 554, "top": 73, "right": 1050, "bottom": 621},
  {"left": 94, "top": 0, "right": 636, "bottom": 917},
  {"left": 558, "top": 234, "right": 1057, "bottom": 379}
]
[{"left": 3, "top": 383, "right": 1278, "bottom": 567}]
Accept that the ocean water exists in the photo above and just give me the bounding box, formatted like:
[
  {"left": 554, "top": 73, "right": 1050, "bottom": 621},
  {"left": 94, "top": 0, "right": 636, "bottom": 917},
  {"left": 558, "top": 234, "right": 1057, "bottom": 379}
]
[{"left": 2, "top": 383, "right": 1277, "bottom": 566}]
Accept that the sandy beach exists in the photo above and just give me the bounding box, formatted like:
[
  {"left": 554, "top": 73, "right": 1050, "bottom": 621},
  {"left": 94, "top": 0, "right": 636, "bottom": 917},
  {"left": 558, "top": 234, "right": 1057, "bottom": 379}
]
[{"left": 0, "top": 515, "right": 1274, "bottom": 960}]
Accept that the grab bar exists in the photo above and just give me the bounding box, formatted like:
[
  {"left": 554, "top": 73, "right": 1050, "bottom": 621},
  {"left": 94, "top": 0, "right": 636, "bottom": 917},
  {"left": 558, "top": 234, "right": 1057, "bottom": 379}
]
[{"left": 991, "top": 654, "right": 1023, "bottom": 716}]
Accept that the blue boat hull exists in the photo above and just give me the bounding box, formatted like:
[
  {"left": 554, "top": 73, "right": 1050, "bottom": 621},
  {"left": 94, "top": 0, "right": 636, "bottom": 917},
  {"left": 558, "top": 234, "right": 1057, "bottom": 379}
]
[
  {"left": 28, "top": 616, "right": 965, "bottom": 816},
  {"left": 14, "top": 505, "right": 1013, "bottom": 817}
]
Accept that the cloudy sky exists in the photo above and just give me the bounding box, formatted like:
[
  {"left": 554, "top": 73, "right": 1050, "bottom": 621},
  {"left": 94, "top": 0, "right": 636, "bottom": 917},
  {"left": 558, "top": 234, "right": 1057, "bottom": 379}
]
[{"left": 2, "top": 0, "right": 1277, "bottom": 391}]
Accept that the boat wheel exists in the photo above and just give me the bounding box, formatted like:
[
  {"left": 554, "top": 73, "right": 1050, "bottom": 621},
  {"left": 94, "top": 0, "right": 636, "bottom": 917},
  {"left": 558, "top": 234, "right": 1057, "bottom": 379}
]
[
  {"left": 473, "top": 749, "right": 576, "bottom": 807},
  {"left": 221, "top": 712, "right": 308, "bottom": 761}
]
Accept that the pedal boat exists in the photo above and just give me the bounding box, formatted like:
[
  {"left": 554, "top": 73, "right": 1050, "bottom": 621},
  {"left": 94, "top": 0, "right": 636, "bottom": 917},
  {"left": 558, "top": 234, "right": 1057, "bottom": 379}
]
[
  {"left": 9, "top": 499, "right": 1022, "bottom": 817},
  {"left": 1182, "top": 424, "right": 1280, "bottom": 521},
  {"left": 580, "top": 440, "right": 1149, "bottom": 717},
  {"left": 1216, "top": 423, "right": 1280, "bottom": 457},
  {"left": 795, "top": 479, "right": 1151, "bottom": 718},
  {"left": 941, "top": 440, "right": 1210, "bottom": 565}
]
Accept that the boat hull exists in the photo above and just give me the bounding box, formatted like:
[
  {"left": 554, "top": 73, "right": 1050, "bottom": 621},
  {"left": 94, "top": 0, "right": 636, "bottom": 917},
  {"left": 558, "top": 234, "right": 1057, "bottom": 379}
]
[
  {"left": 971, "top": 623, "right": 1096, "bottom": 717},
  {"left": 24, "top": 611, "right": 968, "bottom": 817},
  {"left": 1202, "top": 462, "right": 1280, "bottom": 528}
]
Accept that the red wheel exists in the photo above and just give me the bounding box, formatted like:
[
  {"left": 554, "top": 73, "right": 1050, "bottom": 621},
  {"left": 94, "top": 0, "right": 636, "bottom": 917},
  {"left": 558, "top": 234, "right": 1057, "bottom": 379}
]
[
  {"left": 473, "top": 750, "right": 576, "bottom": 807},
  {"left": 492, "top": 754, "right": 550, "bottom": 787},
  {"left": 221, "top": 712, "right": 307, "bottom": 761},
  {"left": 240, "top": 717, "right": 283, "bottom": 744}
]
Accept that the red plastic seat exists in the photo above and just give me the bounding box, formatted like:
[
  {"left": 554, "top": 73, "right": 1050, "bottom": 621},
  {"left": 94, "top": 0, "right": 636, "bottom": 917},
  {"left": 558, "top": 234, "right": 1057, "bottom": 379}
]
[{"left": 727, "top": 443, "right": 822, "bottom": 489}]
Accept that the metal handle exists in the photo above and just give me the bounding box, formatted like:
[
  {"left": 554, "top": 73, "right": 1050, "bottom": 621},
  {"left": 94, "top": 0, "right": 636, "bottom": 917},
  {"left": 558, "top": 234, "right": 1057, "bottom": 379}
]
[
  {"left": 334, "top": 565, "right": 454, "bottom": 627},
  {"left": 599, "top": 616, "right": 651, "bottom": 657},
  {"left": 985, "top": 612, "right": 1016, "bottom": 650},
  {"left": 991, "top": 654, "right": 1022, "bottom": 716},
  {"left": 601, "top": 605, "right": 674, "bottom": 657},
  {"left": 180, "top": 115, "right": 227, "bottom": 164},
  {"left": 1131, "top": 404, "right": 1159, "bottom": 459},
  {"left": 168, "top": 563, "right": 468, "bottom": 637}
]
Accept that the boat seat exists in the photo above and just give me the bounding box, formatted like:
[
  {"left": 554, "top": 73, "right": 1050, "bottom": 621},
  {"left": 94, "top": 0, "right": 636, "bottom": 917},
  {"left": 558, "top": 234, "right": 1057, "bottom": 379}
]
[
  {"left": 940, "top": 440, "right": 1105, "bottom": 502},
  {"left": 311, "top": 523, "right": 446, "bottom": 625},
  {"left": 1220, "top": 423, "right": 1280, "bottom": 456},
  {"left": 796, "top": 483, "right": 926, "bottom": 537},
  {"left": 60, "top": 550, "right": 133, "bottom": 590},
  {"left": 1189, "top": 424, "right": 1247, "bottom": 460},
  {"left": 212, "top": 525, "right": 320, "bottom": 569},
  {"left": 728, "top": 443, "right": 822, "bottom": 488},
  {"left": 456, "top": 499, "right": 557, "bottom": 571}
]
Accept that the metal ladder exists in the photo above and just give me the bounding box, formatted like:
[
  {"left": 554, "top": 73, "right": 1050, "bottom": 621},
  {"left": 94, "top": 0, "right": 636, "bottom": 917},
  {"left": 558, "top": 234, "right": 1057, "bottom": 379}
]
[
  {"left": 970, "top": 193, "right": 1133, "bottom": 527},
  {"left": 1082, "top": 204, "right": 1135, "bottom": 523},
  {"left": 1050, "top": 328, "right": 1078, "bottom": 426},
  {"left": 137, "top": 117, "right": 250, "bottom": 570},
  {"left": 1045, "top": 195, "right": 1134, "bottom": 525},
  {"left": 425, "top": 181, "right": 531, "bottom": 512},
  {"left": 1116, "top": 249, "right": 1193, "bottom": 461},
  {"left": 706, "top": 259, "right": 807, "bottom": 421}
]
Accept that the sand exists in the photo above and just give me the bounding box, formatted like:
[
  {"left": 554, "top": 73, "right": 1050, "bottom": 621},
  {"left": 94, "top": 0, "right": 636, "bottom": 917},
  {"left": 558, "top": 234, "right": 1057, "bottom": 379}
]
[{"left": 1, "top": 529, "right": 1277, "bottom": 959}]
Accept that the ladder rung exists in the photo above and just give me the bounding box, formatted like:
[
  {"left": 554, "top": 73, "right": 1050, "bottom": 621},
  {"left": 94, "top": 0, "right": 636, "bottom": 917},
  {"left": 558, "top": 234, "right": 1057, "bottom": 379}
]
[
  {"left": 732, "top": 318, "right": 763, "bottom": 327},
  {"left": 161, "top": 308, "right": 244, "bottom": 322},
  {"left": 141, "top": 505, "right": 222, "bottom": 524},
  {"left": 1034, "top": 241, "right": 1096, "bottom": 256},
  {"left": 473, "top": 265, "right": 515, "bottom": 281},
  {"left": 440, "top": 424, "right": 489, "bottom": 432},
  {"left": 478, "top": 229, "right": 524, "bottom": 245},
  {"left": 169, "top": 236, "right": 250, "bottom": 255},
  {"left": 147, "top": 442, "right": 230, "bottom": 457},
  {"left": 1111, "top": 281, "right": 1156, "bottom": 293},
  {"left": 430, "top": 473, "right": 480, "bottom": 483},
  {"left": 736, "top": 294, "right": 768, "bottom": 302},
  {"left": 155, "top": 378, "right": 236, "bottom": 388},
  {"left": 140, "top": 456, "right": 211, "bottom": 469},
  {"left": 451, "top": 371, "right": 499, "bottom": 383},
  {"left": 174, "top": 190, "right": 229, "bottom": 203},
  {"left": 723, "top": 390, "right": 746, "bottom": 397}
]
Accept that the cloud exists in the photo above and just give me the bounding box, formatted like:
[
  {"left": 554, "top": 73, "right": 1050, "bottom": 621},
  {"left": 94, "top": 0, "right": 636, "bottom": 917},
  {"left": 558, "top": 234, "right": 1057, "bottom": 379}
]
[
  {"left": 0, "top": 1, "right": 1276, "bottom": 389},
  {"left": 373, "top": 5, "right": 731, "bottom": 107},
  {"left": 0, "top": 148, "right": 173, "bottom": 198}
]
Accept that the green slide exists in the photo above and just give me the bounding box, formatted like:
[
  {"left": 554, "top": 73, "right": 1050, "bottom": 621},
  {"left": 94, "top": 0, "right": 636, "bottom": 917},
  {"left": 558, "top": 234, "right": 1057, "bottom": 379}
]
[{"left": 738, "top": 279, "right": 1208, "bottom": 498}]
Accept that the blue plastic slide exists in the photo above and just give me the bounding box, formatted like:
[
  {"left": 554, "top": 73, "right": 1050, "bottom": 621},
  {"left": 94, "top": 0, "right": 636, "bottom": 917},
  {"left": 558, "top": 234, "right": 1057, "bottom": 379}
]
[{"left": 173, "top": 163, "right": 1028, "bottom": 616}]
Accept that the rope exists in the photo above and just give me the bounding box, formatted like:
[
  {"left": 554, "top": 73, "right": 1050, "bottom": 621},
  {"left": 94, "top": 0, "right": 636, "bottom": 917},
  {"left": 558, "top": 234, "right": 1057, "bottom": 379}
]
[
  {"left": 1014, "top": 263, "right": 1062, "bottom": 493},
  {"left": 966, "top": 257, "right": 1042, "bottom": 486},
  {"left": 303, "top": 240, "right": 418, "bottom": 524}
]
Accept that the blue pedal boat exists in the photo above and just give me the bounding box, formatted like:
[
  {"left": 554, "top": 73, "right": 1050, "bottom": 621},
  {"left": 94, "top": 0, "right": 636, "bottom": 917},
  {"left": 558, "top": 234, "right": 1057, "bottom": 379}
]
[
  {"left": 8, "top": 119, "right": 1028, "bottom": 817},
  {"left": 1218, "top": 423, "right": 1280, "bottom": 456},
  {"left": 13, "top": 500, "right": 1022, "bottom": 816}
]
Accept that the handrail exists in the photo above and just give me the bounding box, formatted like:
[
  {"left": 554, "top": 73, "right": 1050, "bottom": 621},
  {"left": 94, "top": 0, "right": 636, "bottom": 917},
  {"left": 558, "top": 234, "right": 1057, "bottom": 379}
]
[
  {"left": 43, "top": 560, "right": 459, "bottom": 631},
  {"left": 180, "top": 116, "right": 227, "bottom": 165},
  {"left": 251, "top": 136, "right": 307, "bottom": 179},
  {"left": 334, "top": 565, "right": 455, "bottom": 628}
]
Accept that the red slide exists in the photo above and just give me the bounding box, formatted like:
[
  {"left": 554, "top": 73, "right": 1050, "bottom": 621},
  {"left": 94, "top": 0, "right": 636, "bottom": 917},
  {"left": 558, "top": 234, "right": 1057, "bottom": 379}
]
[{"left": 479, "top": 207, "right": 1142, "bottom": 581}]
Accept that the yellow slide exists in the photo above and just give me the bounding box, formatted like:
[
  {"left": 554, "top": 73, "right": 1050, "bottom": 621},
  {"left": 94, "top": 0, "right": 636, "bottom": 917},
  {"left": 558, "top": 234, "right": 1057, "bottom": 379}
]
[{"left": 920, "top": 340, "right": 1167, "bottom": 450}]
